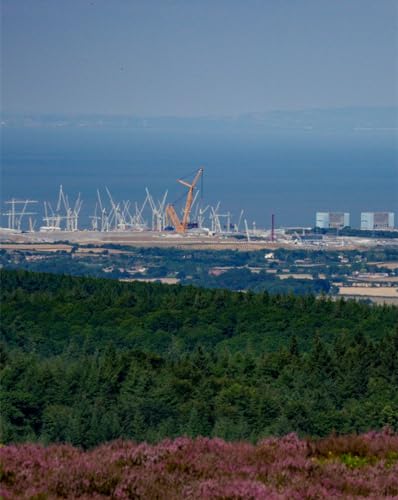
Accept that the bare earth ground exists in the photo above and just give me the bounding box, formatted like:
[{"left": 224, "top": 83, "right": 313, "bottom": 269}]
[
  {"left": 368, "top": 262, "right": 398, "bottom": 270},
  {"left": 120, "top": 277, "right": 180, "bottom": 285},
  {"left": 338, "top": 286, "right": 398, "bottom": 298},
  {"left": 279, "top": 273, "right": 314, "bottom": 280},
  {"left": 0, "top": 243, "right": 73, "bottom": 252},
  {"left": 1, "top": 229, "right": 395, "bottom": 251},
  {"left": 338, "top": 286, "right": 398, "bottom": 304}
]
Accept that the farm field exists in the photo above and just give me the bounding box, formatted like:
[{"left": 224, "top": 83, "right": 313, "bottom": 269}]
[
  {"left": 338, "top": 286, "right": 398, "bottom": 297},
  {"left": 370, "top": 262, "right": 398, "bottom": 270}
]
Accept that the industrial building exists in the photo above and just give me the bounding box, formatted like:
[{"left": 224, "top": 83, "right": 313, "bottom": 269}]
[
  {"left": 360, "top": 212, "right": 395, "bottom": 230},
  {"left": 316, "top": 212, "right": 350, "bottom": 229}
]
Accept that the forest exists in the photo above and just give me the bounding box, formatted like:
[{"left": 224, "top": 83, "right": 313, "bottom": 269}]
[{"left": 1, "top": 269, "right": 398, "bottom": 448}]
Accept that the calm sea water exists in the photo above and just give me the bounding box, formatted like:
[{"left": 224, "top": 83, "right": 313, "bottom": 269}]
[{"left": 1, "top": 128, "right": 397, "bottom": 229}]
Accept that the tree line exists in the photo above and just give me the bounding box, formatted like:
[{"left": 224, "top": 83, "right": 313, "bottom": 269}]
[{"left": 1, "top": 269, "right": 397, "bottom": 447}]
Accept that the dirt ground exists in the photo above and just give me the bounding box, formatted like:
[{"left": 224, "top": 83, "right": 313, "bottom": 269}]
[
  {"left": 368, "top": 262, "right": 398, "bottom": 270},
  {"left": 338, "top": 286, "right": 398, "bottom": 298},
  {"left": 0, "top": 229, "right": 386, "bottom": 252}
]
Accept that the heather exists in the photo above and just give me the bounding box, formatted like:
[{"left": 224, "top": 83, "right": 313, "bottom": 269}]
[{"left": 1, "top": 431, "right": 398, "bottom": 499}]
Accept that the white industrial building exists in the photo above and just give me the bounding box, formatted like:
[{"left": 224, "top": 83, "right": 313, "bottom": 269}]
[
  {"left": 316, "top": 212, "right": 350, "bottom": 229},
  {"left": 360, "top": 212, "right": 395, "bottom": 230}
]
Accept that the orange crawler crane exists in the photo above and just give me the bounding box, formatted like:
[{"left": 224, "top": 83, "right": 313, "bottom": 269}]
[{"left": 166, "top": 167, "right": 204, "bottom": 233}]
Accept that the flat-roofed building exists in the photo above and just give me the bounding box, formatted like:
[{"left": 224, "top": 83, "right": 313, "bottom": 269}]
[
  {"left": 316, "top": 212, "right": 350, "bottom": 229},
  {"left": 361, "top": 212, "right": 395, "bottom": 230}
]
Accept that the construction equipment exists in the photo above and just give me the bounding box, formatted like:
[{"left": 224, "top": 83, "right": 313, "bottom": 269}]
[
  {"left": 236, "top": 209, "right": 244, "bottom": 232},
  {"left": 41, "top": 201, "right": 61, "bottom": 231},
  {"left": 3, "top": 199, "right": 37, "bottom": 232},
  {"left": 146, "top": 188, "right": 168, "bottom": 231},
  {"left": 55, "top": 185, "right": 82, "bottom": 231},
  {"left": 244, "top": 219, "right": 251, "bottom": 242},
  {"left": 166, "top": 168, "right": 203, "bottom": 233},
  {"left": 210, "top": 202, "right": 222, "bottom": 233}
]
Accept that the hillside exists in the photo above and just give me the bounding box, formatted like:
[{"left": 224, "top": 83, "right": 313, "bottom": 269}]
[
  {"left": 1, "top": 269, "right": 397, "bottom": 355},
  {"left": 1, "top": 269, "right": 398, "bottom": 447},
  {"left": 2, "top": 431, "right": 398, "bottom": 499}
]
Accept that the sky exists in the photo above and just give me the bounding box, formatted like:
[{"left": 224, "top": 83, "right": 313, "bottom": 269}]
[{"left": 1, "top": 0, "right": 398, "bottom": 116}]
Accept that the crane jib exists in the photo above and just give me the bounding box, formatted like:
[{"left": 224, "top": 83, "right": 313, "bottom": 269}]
[{"left": 165, "top": 167, "right": 204, "bottom": 234}]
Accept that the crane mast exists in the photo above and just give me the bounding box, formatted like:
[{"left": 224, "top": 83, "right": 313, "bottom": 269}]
[{"left": 166, "top": 167, "right": 203, "bottom": 233}]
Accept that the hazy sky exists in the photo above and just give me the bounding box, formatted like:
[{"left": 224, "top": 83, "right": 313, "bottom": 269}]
[{"left": 2, "top": 0, "right": 397, "bottom": 116}]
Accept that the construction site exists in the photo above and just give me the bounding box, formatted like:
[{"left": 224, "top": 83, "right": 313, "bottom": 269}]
[
  {"left": 1, "top": 168, "right": 397, "bottom": 251},
  {"left": 1, "top": 168, "right": 276, "bottom": 243}
]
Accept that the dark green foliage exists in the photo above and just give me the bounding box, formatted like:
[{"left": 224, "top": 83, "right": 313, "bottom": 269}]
[
  {"left": 1, "top": 269, "right": 396, "bottom": 356},
  {"left": 1, "top": 269, "right": 398, "bottom": 447}
]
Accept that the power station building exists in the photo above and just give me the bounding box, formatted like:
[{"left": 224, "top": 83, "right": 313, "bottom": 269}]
[
  {"left": 360, "top": 212, "right": 395, "bottom": 230},
  {"left": 316, "top": 212, "right": 350, "bottom": 229}
]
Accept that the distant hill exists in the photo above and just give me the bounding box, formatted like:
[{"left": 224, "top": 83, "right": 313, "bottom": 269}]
[{"left": 2, "top": 106, "right": 397, "bottom": 133}]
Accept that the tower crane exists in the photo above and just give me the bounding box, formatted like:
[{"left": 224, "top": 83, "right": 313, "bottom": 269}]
[{"left": 166, "top": 167, "right": 204, "bottom": 233}]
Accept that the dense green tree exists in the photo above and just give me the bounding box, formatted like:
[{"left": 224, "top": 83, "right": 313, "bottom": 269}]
[{"left": 1, "top": 269, "right": 398, "bottom": 447}]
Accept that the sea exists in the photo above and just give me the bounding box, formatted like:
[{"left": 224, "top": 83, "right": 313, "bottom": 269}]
[{"left": 1, "top": 127, "right": 397, "bottom": 230}]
